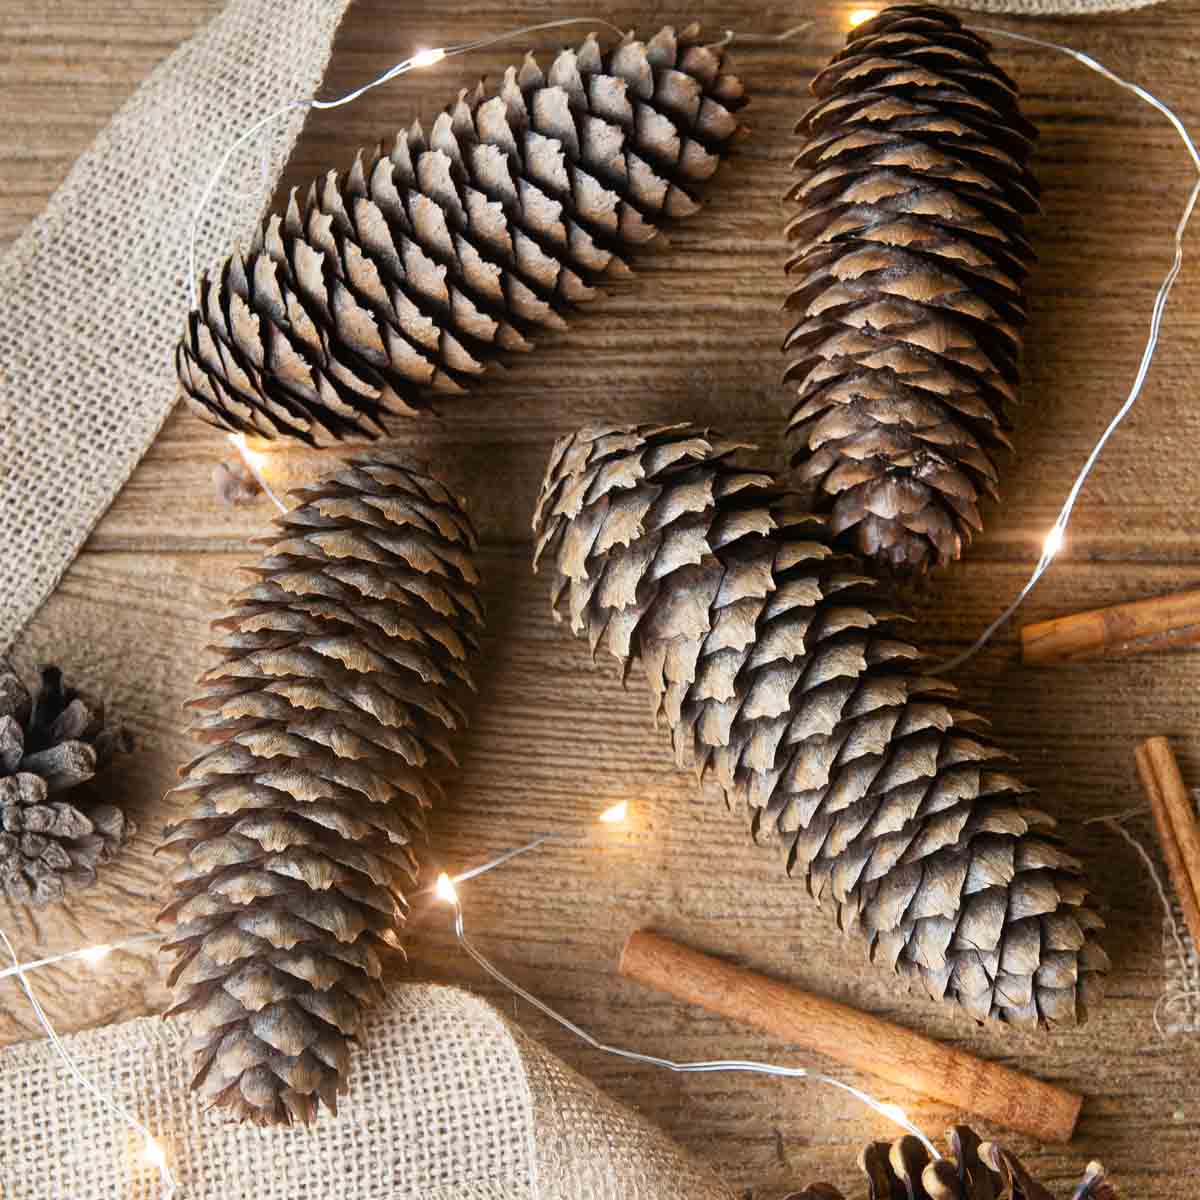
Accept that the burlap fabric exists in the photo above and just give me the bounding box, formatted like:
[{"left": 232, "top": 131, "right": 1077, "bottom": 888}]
[
  {"left": 0, "top": 983, "right": 735, "bottom": 1199},
  {"left": 1159, "top": 785, "right": 1200, "bottom": 1035},
  {"left": 1162, "top": 903, "right": 1199, "bottom": 1035},
  {"left": 0, "top": 0, "right": 353, "bottom": 657},
  {"left": 956, "top": 0, "right": 1165, "bottom": 11}
]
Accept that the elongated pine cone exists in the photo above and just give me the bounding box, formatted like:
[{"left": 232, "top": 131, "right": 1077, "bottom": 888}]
[
  {"left": 0, "top": 664, "right": 133, "bottom": 907},
  {"left": 533, "top": 425, "right": 1106, "bottom": 1027},
  {"left": 783, "top": 5, "right": 1038, "bottom": 571},
  {"left": 159, "top": 453, "right": 483, "bottom": 1125},
  {"left": 178, "top": 26, "right": 746, "bottom": 444},
  {"left": 791, "top": 1127, "right": 1113, "bottom": 1200}
]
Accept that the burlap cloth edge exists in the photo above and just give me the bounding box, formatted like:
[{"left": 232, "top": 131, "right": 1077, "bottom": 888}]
[{"left": 0, "top": 981, "right": 735, "bottom": 1200}]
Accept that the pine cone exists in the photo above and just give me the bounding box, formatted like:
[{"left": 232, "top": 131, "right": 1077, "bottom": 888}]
[
  {"left": 783, "top": 5, "right": 1038, "bottom": 571},
  {"left": 790, "top": 1127, "right": 1113, "bottom": 1200},
  {"left": 533, "top": 425, "right": 1106, "bottom": 1027},
  {"left": 178, "top": 26, "right": 746, "bottom": 445},
  {"left": 159, "top": 452, "right": 483, "bottom": 1125},
  {"left": 0, "top": 664, "right": 133, "bottom": 907}
]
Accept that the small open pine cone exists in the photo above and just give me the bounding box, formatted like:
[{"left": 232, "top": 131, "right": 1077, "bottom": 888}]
[
  {"left": 790, "top": 1127, "right": 1113, "bottom": 1200},
  {"left": 0, "top": 664, "right": 134, "bottom": 907}
]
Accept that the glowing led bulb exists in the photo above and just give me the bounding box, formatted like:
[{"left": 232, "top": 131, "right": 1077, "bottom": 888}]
[
  {"left": 411, "top": 47, "right": 447, "bottom": 69},
  {"left": 144, "top": 1136, "right": 167, "bottom": 1170},
  {"left": 1042, "top": 525, "right": 1065, "bottom": 560},
  {"left": 598, "top": 802, "right": 628, "bottom": 825},
  {"left": 435, "top": 873, "right": 459, "bottom": 906},
  {"left": 80, "top": 944, "right": 111, "bottom": 966},
  {"left": 848, "top": 8, "right": 879, "bottom": 26},
  {"left": 229, "top": 431, "right": 267, "bottom": 470}
]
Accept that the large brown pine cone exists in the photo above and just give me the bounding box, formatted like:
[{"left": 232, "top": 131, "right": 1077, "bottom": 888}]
[
  {"left": 0, "top": 664, "right": 133, "bottom": 907},
  {"left": 783, "top": 5, "right": 1038, "bottom": 571},
  {"left": 791, "top": 1127, "right": 1113, "bottom": 1200},
  {"left": 159, "top": 452, "right": 483, "bottom": 1125},
  {"left": 178, "top": 26, "right": 746, "bottom": 444},
  {"left": 533, "top": 425, "right": 1106, "bottom": 1027}
]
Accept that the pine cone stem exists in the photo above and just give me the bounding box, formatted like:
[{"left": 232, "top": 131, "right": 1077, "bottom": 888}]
[
  {"left": 159, "top": 452, "right": 483, "bottom": 1126},
  {"left": 179, "top": 26, "right": 746, "bottom": 445},
  {"left": 533, "top": 424, "right": 1107, "bottom": 1028},
  {"left": 783, "top": 5, "right": 1038, "bottom": 571}
]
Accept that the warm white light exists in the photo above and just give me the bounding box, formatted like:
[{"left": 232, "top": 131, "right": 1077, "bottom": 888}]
[
  {"left": 848, "top": 8, "right": 878, "bottom": 26},
  {"left": 411, "top": 47, "right": 447, "bottom": 69},
  {"left": 877, "top": 1102, "right": 909, "bottom": 1125},
  {"left": 144, "top": 1136, "right": 167, "bottom": 1170},
  {"left": 435, "top": 873, "right": 459, "bottom": 906},
  {"left": 598, "top": 802, "right": 628, "bottom": 825},
  {"left": 229, "top": 431, "right": 266, "bottom": 470},
  {"left": 80, "top": 944, "right": 111, "bottom": 966},
  {"left": 1042, "top": 525, "right": 1064, "bottom": 560}
]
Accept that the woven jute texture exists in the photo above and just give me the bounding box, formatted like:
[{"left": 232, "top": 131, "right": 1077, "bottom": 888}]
[
  {"left": 0, "top": 0, "right": 353, "bottom": 657},
  {"left": 1162, "top": 903, "right": 1199, "bottom": 1035},
  {"left": 1160, "top": 788, "right": 1200, "bottom": 1036},
  {"left": 0, "top": 983, "right": 735, "bottom": 1200},
  {"left": 956, "top": 0, "right": 1165, "bottom": 12}
]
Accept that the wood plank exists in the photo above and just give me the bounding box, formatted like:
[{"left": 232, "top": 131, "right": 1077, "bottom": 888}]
[
  {"left": 3, "top": 0, "right": 1200, "bottom": 1195},
  {"left": 3, "top": 546, "right": 1194, "bottom": 1196}
]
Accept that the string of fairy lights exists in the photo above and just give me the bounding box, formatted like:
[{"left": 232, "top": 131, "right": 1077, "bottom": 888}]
[
  {"left": 4, "top": 10, "right": 1199, "bottom": 1196},
  {"left": 0, "top": 798, "right": 937, "bottom": 1198},
  {"left": 224, "top": 15, "right": 1200, "bottom": 674}
]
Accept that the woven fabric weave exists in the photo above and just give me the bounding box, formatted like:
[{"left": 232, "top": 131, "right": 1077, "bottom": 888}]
[
  {"left": 957, "top": 0, "right": 1165, "bottom": 11},
  {"left": 0, "top": 0, "right": 352, "bottom": 656},
  {"left": 0, "top": 983, "right": 734, "bottom": 1200},
  {"left": 1162, "top": 904, "right": 1199, "bottom": 1035},
  {"left": 1160, "top": 784, "right": 1200, "bottom": 1036}
]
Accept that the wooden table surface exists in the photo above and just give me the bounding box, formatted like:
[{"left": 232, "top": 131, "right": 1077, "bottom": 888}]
[{"left": 3, "top": 1, "right": 1200, "bottom": 1195}]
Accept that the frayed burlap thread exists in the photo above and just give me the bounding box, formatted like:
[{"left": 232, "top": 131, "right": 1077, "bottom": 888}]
[
  {"left": 0, "top": 0, "right": 353, "bottom": 657},
  {"left": 0, "top": 983, "right": 735, "bottom": 1200},
  {"left": 1162, "top": 902, "right": 1200, "bottom": 1036},
  {"left": 1160, "top": 788, "right": 1200, "bottom": 1036},
  {"left": 955, "top": 0, "right": 1163, "bottom": 10}
]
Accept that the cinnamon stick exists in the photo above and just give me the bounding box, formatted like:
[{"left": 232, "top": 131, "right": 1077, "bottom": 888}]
[
  {"left": 1136, "top": 736, "right": 1200, "bottom": 950},
  {"left": 619, "top": 930, "right": 1082, "bottom": 1144},
  {"left": 1021, "top": 587, "right": 1200, "bottom": 665}
]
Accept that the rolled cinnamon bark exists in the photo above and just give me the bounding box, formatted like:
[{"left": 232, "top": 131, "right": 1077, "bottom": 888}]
[
  {"left": 619, "top": 930, "right": 1082, "bottom": 1144},
  {"left": 1136, "top": 736, "right": 1200, "bottom": 951},
  {"left": 1021, "top": 588, "right": 1200, "bottom": 665}
]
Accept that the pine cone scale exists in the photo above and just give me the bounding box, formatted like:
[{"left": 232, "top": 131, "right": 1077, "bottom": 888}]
[
  {"left": 161, "top": 454, "right": 482, "bottom": 1125},
  {"left": 534, "top": 423, "right": 1106, "bottom": 1027},
  {"left": 783, "top": 6, "right": 1038, "bottom": 571},
  {"left": 791, "top": 1127, "right": 1113, "bottom": 1200},
  {"left": 0, "top": 665, "right": 133, "bottom": 907},
  {"left": 180, "top": 29, "right": 745, "bottom": 444}
]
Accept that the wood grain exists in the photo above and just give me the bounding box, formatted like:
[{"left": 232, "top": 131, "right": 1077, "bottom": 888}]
[{"left": 3, "top": 1, "right": 1200, "bottom": 1196}]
